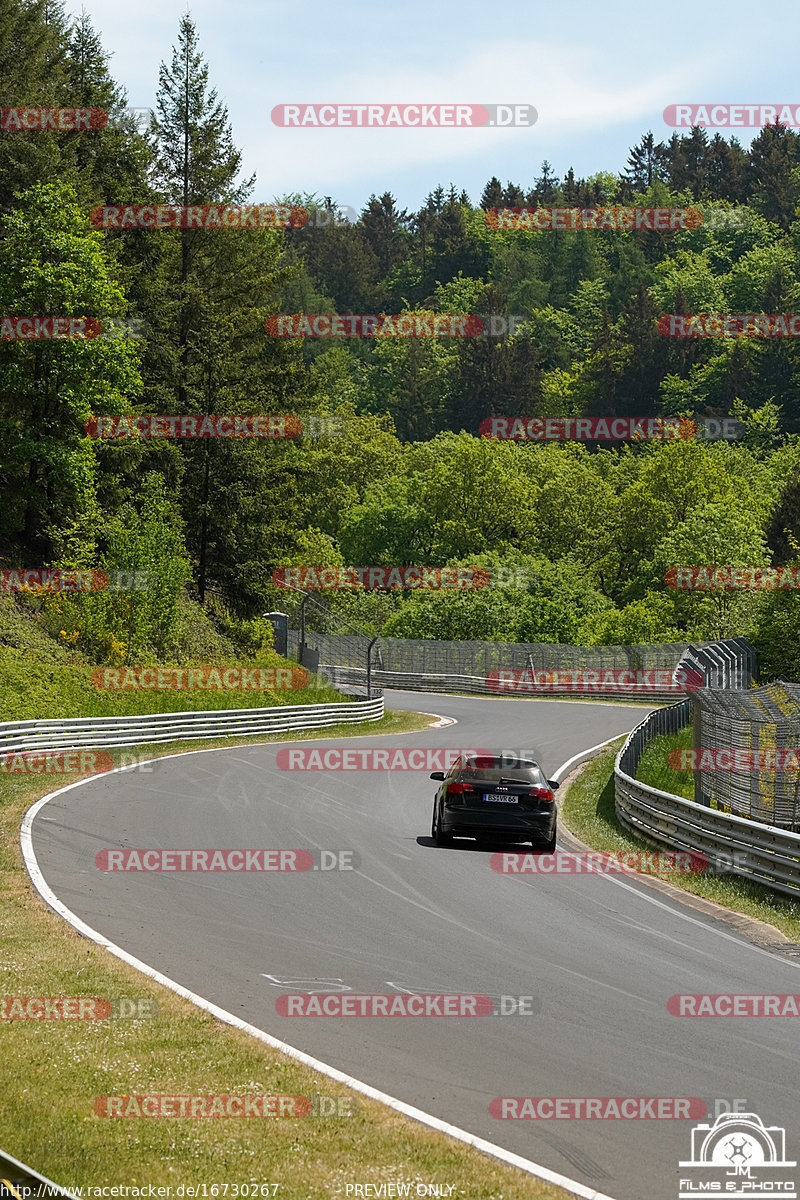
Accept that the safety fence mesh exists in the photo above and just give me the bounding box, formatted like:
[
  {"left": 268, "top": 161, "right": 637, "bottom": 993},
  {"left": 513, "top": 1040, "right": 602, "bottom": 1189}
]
[
  {"left": 286, "top": 631, "right": 755, "bottom": 699},
  {"left": 693, "top": 681, "right": 800, "bottom": 829}
]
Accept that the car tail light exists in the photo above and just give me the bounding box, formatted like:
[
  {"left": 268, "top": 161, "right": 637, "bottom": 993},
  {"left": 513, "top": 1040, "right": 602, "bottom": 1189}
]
[
  {"left": 447, "top": 781, "right": 475, "bottom": 795},
  {"left": 528, "top": 786, "right": 554, "bottom": 803}
]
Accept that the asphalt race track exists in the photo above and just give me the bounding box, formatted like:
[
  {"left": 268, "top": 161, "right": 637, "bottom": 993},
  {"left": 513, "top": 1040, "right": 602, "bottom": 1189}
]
[{"left": 27, "top": 691, "right": 800, "bottom": 1200}]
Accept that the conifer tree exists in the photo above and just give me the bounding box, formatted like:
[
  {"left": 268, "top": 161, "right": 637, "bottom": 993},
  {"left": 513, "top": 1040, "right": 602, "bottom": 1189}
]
[
  {"left": 148, "top": 15, "right": 304, "bottom": 606},
  {"left": 479, "top": 177, "right": 503, "bottom": 208},
  {"left": 0, "top": 0, "right": 69, "bottom": 205},
  {"left": 623, "top": 132, "right": 667, "bottom": 192}
]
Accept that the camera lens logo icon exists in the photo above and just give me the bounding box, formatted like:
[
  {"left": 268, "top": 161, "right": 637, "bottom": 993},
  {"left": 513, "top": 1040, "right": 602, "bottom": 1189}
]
[{"left": 679, "top": 1112, "right": 797, "bottom": 1199}]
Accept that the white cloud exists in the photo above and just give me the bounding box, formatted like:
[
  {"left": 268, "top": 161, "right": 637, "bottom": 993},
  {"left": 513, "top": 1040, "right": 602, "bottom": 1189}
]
[
  {"left": 231, "top": 38, "right": 720, "bottom": 195},
  {"left": 74, "top": 0, "right": 800, "bottom": 208}
]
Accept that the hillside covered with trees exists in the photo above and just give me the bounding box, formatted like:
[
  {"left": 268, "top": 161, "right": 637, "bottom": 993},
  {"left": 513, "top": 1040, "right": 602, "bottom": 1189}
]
[{"left": 4, "top": 0, "right": 800, "bottom": 684}]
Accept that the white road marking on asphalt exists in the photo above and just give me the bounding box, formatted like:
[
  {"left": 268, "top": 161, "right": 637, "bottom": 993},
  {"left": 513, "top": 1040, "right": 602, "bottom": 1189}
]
[
  {"left": 550, "top": 740, "right": 800, "bottom": 970},
  {"left": 20, "top": 757, "right": 618, "bottom": 1200}
]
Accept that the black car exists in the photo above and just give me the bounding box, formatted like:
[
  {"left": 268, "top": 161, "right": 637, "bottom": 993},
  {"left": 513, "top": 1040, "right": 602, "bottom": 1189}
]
[{"left": 430, "top": 753, "right": 558, "bottom": 850}]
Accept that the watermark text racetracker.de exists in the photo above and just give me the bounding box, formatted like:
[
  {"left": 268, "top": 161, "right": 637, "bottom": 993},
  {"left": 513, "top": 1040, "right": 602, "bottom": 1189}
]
[
  {"left": 1, "top": 316, "right": 148, "bottom": 340},
  {"left": 659, "top": 313, "right": 800, "bottom": 336},
  {"left": 0, "top": 105, "right": 151, "bottom": 132},
  {"left": 95, "top": 848, "right": 359, "bottom": 871},
  {"left": 265, "top": 314, "right": 524, "bottom": 338},
  {"left": 485, "top": 206, "right": 702, "bottom": 231},
  {"left": 665, "top": 565, "right": 800, "bottom": 589},
  {"left": 487, "top": 667, "right": 704, "bottom": 693},
  {"left": 0, "top": 568, "right": 151, "bottom": 592},
  {"left": 85, "top": 414, "right": 344, "bottom": 439},
  {"left": 0, "top": 750, "right": 158, "bottom": 776},
  {"left": 479, "top": 416, "right": 742, "bottom": 441},
  {"left": 271, "top": 103, "right": 536, "bottom": 127},
  {"left": 669, "top": 994, "right": 800, "bottom": 1016},
  {"left": 274, "top": 993, "right": 537, "bottom": 1017},
  {"left": 273, "top": 566, "right": 489, "bottom": 589},
  {"left": 276, "top": 747, "right": 494, "bottom": 771},
  {"left": 91, "top": 666, "right": 309, "bottom": 690},
  {"left": 669, "top": 748, "right": 800, "bottom": 770},
  {"left": 1, "top": 995, "right": 158, "bottom": 1019},
  {"left": 491, "top": 849, "right": 747, "bottom": 876},
  {"left": 85, "top": 415, "right": 301, "bottom": 439},
  {"left": 491, "top": 1097, "right": 706, "bottom": 1119},
  {"left": 90, "top": 205, "right": 308, "bottom": 229},
  {"left": 665, "top": 102, "right": 800, "bottom": 127},
  {"left": 94, "top": 1094, "right": 357, "bottom": 1118}
]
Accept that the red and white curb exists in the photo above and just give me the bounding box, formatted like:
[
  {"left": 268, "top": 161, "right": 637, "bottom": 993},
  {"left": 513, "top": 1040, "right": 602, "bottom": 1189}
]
[{"left": 423, "top": 712, "right": 457, "bottom": 728}]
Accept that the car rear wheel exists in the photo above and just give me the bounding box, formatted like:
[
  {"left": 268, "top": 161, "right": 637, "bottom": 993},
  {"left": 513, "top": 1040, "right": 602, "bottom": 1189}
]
[
  {"left": 432, "top": 803, "right": 452, "bottom": 846},
  {"left": 539, "top": 825, "right": 557, "bottom": 853}
]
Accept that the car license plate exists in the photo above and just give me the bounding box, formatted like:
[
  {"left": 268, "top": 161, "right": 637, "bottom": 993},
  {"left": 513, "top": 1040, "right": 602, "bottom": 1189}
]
[{"left": 483, "top": 793, "right": 518, "bottom": 803}]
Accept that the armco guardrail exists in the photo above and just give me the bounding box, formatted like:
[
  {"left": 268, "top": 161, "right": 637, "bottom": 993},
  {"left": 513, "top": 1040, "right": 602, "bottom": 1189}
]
[
  {"left": 614, "top": 701, "right": 800, "bottom": 900},
  {"left": 0, "top": 697, "right": 384, "bottom": 756},
  {"left": 0, "top": 1145, "right": 78, "bottom": 1199},
  {"left": 317, "top": 665, "right": 686, "bottom": 703}
]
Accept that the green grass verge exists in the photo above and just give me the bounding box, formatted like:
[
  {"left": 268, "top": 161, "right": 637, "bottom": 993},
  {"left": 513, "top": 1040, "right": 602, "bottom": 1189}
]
[
  {"left": 560, "top": 738, "right": 800, "bottom": 940},
  {"left": 0, "top": 594, "right": 350, "bottom": 720},
  {"left": 635, "top": 727, "right": 694, "bottom": 800},
  {"left": 1, "top": 709, "right": 573, "bottom": 1199},
  {"left": 0, "top": 649, "right": 348, "bottom": 721}
]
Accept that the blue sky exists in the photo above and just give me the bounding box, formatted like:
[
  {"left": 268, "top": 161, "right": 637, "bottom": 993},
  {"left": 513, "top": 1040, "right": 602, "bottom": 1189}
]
[{"left": 81, "top": 0, "right": 796, "bottom": 214}]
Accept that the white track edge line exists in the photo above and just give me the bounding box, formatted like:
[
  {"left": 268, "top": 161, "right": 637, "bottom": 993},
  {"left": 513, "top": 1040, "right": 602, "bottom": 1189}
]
[
  {"left": 550, "top": 733, "right": 800, "bottom": 966},
  {"left": 18, "top": 724, "right": 619, "bottom": 1200},
  {"left": 0, "top": 1144, "right": 81, "bottom": 1200},
  {"left": 551, "top": 733, "right": 627, "bottom": 782}
]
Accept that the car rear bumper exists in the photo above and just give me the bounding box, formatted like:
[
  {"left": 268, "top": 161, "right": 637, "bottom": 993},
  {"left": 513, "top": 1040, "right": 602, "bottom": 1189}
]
[{"left": 442, "top": 805, "right": 556, "bottom": 839}]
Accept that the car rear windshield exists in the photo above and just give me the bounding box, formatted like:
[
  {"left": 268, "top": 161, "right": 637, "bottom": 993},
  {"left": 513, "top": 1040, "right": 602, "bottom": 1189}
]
[{"left": 460, "top": 755, "right": 545, "bottom": 782}]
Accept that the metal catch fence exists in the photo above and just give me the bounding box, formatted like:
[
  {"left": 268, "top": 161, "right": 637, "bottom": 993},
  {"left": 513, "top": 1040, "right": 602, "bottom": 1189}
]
[
  {"left": 616, "top": 700, "right": 800, "bottom": 899},
  {"left": 692, "top": 681, "right": 800, "bottom": 829},
  {"left": 289, "top": 632, "right": 756, "bottom": 702}
]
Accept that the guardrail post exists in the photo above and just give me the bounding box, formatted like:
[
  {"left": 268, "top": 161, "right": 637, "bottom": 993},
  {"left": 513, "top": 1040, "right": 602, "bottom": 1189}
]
[
  {"left": 692, "top": 696, "right": 706, "bottom": 805},
  {"left": 299, "top": 593, "right": 310, "bottom": 662},
  {"left": 367, "top": 636, "right": 379, "bottom": 700}
]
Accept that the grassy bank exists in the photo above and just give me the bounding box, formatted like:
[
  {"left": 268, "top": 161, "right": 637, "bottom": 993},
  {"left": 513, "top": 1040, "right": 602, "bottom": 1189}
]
[
  {"left": 1, "top": 711, "right": 575, "bottom": 1198},
  {"left": 634, "top": 726, "right": 694, "bottom": 801},
  {"left": 0, "top": 649, "right": 347, "bottom": 720}
]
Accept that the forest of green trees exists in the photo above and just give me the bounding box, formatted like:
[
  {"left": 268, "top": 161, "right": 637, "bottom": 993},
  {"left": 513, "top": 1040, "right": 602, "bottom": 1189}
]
[{"left": 5, "top": 0, "right": 800, "bottom": 684}]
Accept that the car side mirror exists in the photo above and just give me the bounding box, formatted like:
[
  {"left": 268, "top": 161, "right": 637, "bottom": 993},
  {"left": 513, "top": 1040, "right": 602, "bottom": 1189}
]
[
  {"left": 547, "top": 779, "right": 560, "bottom": 791},
  {"left": 430, "top": 771, "right": 445, "bottom": 781}
]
